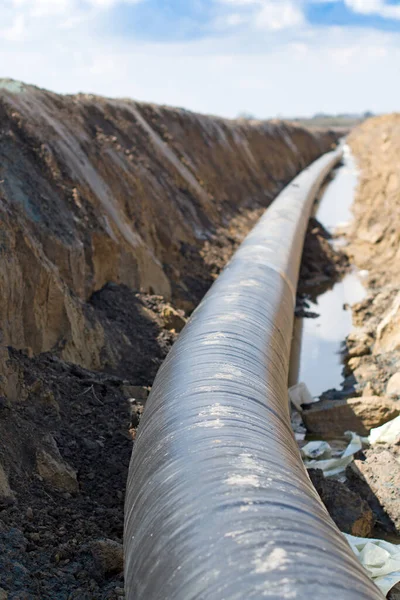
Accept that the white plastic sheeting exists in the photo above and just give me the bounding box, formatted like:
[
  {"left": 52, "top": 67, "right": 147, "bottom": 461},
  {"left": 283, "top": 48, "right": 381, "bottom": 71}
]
[
  {"left": 302, "top": 432, "right": 363, "bottom": 477},
  {"left": 345, "top": 534, "right": 400, "bottom": 597},
  {"left": 369, "top": 416, "right": 400, "bottom": 446}
]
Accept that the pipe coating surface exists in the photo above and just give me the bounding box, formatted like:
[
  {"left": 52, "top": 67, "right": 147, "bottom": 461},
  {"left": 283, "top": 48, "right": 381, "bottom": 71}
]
[{"left": 125, "top": 148, "right": 383, "bottom": 599}]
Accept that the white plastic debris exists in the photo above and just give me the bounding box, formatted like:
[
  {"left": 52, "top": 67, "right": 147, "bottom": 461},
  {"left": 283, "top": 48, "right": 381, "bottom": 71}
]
[
  {"left": 345, "top": 533, "right": 400, "bottom": 596},
  {"left": 303, "top": 431, "right": 362, "bottom": 477},
  {"left": 289, "top": 382, "right": 315, "bottom": 412},
  {"left": 369, "top": 415, "right": 400, "bottom": 446},
  {"left": 301, "top": 440, "right": 332, "bottom": 460}
]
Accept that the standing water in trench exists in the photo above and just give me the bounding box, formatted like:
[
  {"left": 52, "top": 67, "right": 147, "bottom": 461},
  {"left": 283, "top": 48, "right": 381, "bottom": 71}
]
[
  {"left": 293, "top": 145, "right": 366, "bottom": 399},
  {"left": 292, "top": 146, "right": 400, "bottom": 564}
]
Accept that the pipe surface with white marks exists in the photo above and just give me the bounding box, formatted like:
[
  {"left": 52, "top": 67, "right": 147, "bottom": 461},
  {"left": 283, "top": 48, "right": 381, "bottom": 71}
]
[{"left": 124, "top": 147, "right": 383, "bottom": 600}]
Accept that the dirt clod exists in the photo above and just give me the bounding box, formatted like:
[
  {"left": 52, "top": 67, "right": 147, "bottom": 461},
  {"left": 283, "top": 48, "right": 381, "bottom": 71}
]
[
  {"left": 36, "top": 436, "right": 79, "bottom": 494},
  {"left": 308, "top": 468, "right": 374, "bottom": 537},
  {"left": 302, "top": 396, "right": 399, "bottom": 437},
  {"left": 348, "top": 449, "right": 400, "bottom": 534},
  {"left": 387, "top": 372, "right": 400, "bottom": 398},
  {"left": 161, "top": 306, "right": 187, "bottom": 332},
  {"left": 90, "top": 539, "right": 124, "bottom": 578}
]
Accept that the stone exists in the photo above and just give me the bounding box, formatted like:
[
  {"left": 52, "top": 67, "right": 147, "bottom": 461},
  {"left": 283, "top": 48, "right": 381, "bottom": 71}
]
[
  {"left": 347, "top": 342, "right": 371, "bottom": 359},
  {"left": 129, "top": 400, "right": 144, "bottom": 429},
  {"left": 387, "top": 372, "right": 400, "bottom": 397},
  {"left": 375, "top": 291, "right": 400, "bottom": 354},
  {"left": 346, "top": 331, "right": 373, "bottom": 359},
  {"left": 36, "top": 436, "right": 78, "bottom": 493},
  {"left": 352, "top": 360, "right": 379, "bottom": 386},
  {"left": 303, "top": 396, "right": 400, "bottom": 436},
  {"left": 308, "top": 469, "right": 374, "bottom": 537},
  {"left": 161, "top": 306, "right": 186, "bottom": 333},
  {"left": 121, "top": 385, "right": 148, "bottom": 401},
  {"left": 358, "top": 223, "right": 385, "bottom": 245},
  {"left": 90, "top": 539, "right": 124, "bottom": 577},
  {"left": 362, "top": 381, "right": 378, "bottom": 397},
  {"left": 347, "top": 449, "right": 400, "bottom": 533},
  {"left": 347, "top": 357, "right": 363, "bottom": 372},
  {"left": 0, "top": 588, "right": 8, "bottom": 600}
]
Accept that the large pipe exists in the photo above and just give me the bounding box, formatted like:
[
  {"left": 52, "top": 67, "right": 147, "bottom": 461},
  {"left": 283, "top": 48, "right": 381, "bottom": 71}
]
[{"left": 124, "top": 148, "right": 382, "bottom": 600}]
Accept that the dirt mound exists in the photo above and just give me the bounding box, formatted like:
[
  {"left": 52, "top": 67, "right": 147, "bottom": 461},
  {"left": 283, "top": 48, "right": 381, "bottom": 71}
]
[
  {"left": 309, "top": 116, "right": 400, "bottom": 543},
  {"left": 347, "top": 114, "right": 400, "bottom": 289},
  {"left": 345, "top": 116, "right": 400, "bottom": 397},
  {"left": 0, "top": 79, "right": 338, "bottom": 598},
  {"left": 0, "top": 78, "right": 336, "bottom": 370}
]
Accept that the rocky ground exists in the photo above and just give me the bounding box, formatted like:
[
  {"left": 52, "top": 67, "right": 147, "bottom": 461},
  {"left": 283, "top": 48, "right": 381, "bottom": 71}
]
[
  {"left": 0, "top": 81, "right": 339, "bottom": 599},
  {"left": 291, "top": 115, "right": 400, "bottom": 598},
  {"left": 344, "top": 116, "right": 400, "bottom": 548}
]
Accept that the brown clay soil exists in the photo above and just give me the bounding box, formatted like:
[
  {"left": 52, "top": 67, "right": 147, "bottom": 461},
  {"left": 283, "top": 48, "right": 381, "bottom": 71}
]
[
  {"left": 0, "top": 80, "right": 339, "bottom": 599},
  {"left": 343, "top": 116, "right": 400, "bottom": 546},
  {"left": 337, "top": 116, "right": 400, "bottom": 403},
  {"left": 295, "top": 115, "right": 400, "bottom": 600},
  {"left": 341, "top": 115, "right": 400, "bottom": 410}
]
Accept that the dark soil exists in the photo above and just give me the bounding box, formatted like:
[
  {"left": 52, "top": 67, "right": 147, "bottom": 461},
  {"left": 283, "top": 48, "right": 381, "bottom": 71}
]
[
  {"left": 0, "top": 289, "right": 177, "bottom": 600},
  {"left": 0, "top": 211, "right": 348, "bottom": 600}
]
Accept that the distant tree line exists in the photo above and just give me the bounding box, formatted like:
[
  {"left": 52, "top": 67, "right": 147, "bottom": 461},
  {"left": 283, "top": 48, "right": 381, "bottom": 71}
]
[{"left": 236, "top": 111, "right": 375, "bottom": 121}]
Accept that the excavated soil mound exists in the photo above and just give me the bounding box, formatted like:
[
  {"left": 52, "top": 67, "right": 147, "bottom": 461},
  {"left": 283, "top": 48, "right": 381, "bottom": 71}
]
[
  {"left": 300, "top": 117, "right": 400, "bottom": 575},
  {"left": 345, "top": 116, "right": 400, "bottom": 400}
]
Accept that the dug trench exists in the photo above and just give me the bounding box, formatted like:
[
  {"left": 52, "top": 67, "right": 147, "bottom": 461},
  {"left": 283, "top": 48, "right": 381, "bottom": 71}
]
[
  {"left": 0, "top": 80, "right": 339, "bottom": 599},
  {"left": 2, "top": 81, "right": 398, "bottom": 600},
  {"left": 292, "top": 119, "right": 400, "bottom": 600}
]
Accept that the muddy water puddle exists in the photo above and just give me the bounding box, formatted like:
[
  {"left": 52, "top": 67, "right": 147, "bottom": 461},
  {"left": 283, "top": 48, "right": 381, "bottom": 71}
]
[{"left": 293, "top": 145, "right": 366, "bottom": 399}]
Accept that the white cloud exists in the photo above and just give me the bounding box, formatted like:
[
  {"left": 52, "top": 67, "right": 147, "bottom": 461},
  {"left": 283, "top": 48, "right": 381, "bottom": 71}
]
[
  {"left": 255, "top": 2, "right": 304, "bottom": 30},
  {"left": 217, "top": 0, "right": 304, "bottom": 31},
  {"left": 0, "top": 0, "right": 144, "bottom": 42},
  {"left": 0, "top": 0, "right": 399, "bottom": 119},
  {"left": 225, "top": 13, "right": 247, "bottom": 26},
  {"left": 88, "top": 0, "right": 143, "bottom": 6},
  {"left": 218, "top": 0, "right": 260, "bottom": 4},
  {"left": 2, "top": 14, "right": 25, "bottom": 41},
  {"left": 315, "top": 0, "right": 400, "bottom": 20},
  {"left": 345, "top": 0, "right": 382, "bottom": 12},
  {"left": 8, "top": 0, "right": 143, "bottom": 18},
  {"left": 300, "top": 0, "right": 400, "bottom": 19},
  {"left": 12, "top": 0, "right": 69, "bottom": 14},
  {"left": 1, "top": 22, "right": 399, "bottom": 118}
]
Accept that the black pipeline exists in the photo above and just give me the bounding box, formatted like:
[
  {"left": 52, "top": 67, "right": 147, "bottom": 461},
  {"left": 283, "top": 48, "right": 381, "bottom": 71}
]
[{"left": 124, "top": 148, "right": 383, "bottom": 600}]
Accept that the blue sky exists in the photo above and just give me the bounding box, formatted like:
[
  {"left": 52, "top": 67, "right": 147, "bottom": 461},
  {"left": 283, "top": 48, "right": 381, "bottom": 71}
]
[
  {"left": 307, "top": 1, "right": 400, "bottom": 31},
  {"left": 0, "top": 0, "right": 400, "bottom": 117},
  {"left": 108, "top": 0, "right": 400, "bottom": 40}
]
